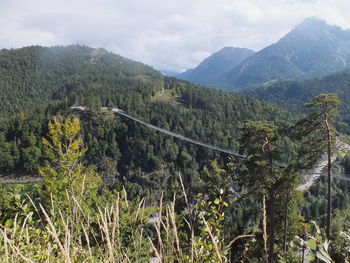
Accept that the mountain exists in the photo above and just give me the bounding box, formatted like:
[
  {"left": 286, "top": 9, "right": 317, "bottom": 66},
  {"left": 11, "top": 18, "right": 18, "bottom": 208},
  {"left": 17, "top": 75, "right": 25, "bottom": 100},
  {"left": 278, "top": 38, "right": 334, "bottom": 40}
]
[
  {"left": 160, "top": 69, "right": 180, "bottom": 76},
  {"left": 243, "top": 68, "right": 350, "bottom": 133},
  {"left": 0, "top": 45, "right": 163, "bottom": 117},
  {"left": 176, "top": 47, "right": 255, "bottom": 86},
  {"left": 214, "top": 18, "right": 350, "bottom": 91},
  {"left": 1, "top": 47, "right": 349, "bottom": 263},
  {"left": 0, "top": 45, "right": 296, "bottom": 186}
]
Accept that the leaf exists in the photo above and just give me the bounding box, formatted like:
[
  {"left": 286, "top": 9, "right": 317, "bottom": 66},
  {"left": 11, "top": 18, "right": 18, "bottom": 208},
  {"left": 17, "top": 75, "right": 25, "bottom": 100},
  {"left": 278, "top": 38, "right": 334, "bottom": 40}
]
[
  {"left": 311, "top": 220, "right": 321, "bottom": 235},
  {"left": 307, "top": 239, "right": 317, "bottom": 250},
  {"left": 322, "top": 240, "right": 330, "bottom": 252},
  {"left": 316, "top": 250, "right": 333, "bottom": 263}
]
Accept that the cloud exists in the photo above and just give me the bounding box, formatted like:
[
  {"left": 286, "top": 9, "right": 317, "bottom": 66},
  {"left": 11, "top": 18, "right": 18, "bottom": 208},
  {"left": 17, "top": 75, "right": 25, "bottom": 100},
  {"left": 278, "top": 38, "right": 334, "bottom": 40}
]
[{"left": 0, "top": 0, "right": 349, "bottom": 72}]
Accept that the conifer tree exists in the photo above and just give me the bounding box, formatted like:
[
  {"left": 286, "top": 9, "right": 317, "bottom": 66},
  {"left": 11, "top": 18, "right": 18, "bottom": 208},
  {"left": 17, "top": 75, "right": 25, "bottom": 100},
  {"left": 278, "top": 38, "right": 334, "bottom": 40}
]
[
  {"left": 297, "top": 93, "right": 340, "bottom": 240},
  {"left": 39, "top": 116, "right": 101, "bottom": 207},
  {"left": 238, "top": 120, "right": 283, "bottom": 263}
]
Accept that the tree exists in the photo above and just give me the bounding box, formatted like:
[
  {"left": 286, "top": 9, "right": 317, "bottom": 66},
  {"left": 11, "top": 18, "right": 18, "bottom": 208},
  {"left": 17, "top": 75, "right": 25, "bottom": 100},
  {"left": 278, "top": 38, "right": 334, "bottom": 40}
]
[
  {"left": 0, "top": 133, "right": 15, "bottom": 173},
  {"left": 238, "top": 120, "right": 283, "bottom": 263},
  {"left": 39, "top": 116, "right": 102, "bottom": 207},
  {"left": 298, "top": 93, "right": 340, "bottom": 240},
  {"left": 22, "top": 132, "right": 42, "bottom": 173}
]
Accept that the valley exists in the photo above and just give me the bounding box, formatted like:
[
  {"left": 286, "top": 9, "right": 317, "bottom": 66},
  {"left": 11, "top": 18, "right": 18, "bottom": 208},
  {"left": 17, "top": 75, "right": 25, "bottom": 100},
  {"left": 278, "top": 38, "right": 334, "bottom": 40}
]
[{"left": 1, "top": 16, "right": 350, "bottom": 261}]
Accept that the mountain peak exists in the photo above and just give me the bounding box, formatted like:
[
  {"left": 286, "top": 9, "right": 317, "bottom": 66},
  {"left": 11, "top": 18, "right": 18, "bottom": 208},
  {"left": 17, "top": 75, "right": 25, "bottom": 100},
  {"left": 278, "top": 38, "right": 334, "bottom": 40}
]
[
  {"left": 296, "top": 17, "right": 328, "bottom": 29},
  {"left": 176, "top": 47, "right": 254, "bottom": 86},
  {"left": 291, "top": 17, "right": 350, "bottom": 38},
  {"left": 210, "top": 18, "right": 350, "bottom": 91}
]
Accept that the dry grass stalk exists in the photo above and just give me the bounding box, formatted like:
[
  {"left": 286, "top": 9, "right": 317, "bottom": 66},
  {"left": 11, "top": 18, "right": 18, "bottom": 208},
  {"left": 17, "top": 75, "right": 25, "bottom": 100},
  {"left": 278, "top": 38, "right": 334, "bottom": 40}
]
[
  {"left": 98, "top": 206, "right": 114, "bottom": 261},
  {"left": 111, "top": 193, "right": 120, "bottom": 251},
  {"left": 1, "top": 228, "right": 34, "bottom": 263},
  {"left": 227, "top": 234, "right": 255, "bottom": 248},
  {"left": 11, "top": 213, "right": 18, "bottom": 240},
  {"left": 262, "top": 194, "right": 269, "bottom": 263},
  {"left": 19, "top": 212, "right": 33, "bottom": 242},
  {"left": 39, "top": 203, "right": 72, "bottom": 263},
  {"left": 149, "top": 236, "right": 162, "bottom": 261},
  {"left": 81, "top": 222, "right": 93, "bottom": 259},
  {"left": 178, "top": 173, "right": 196, "bottom": 261},
  {"left": 157, "top": 192, "right": 164, "bottom": 253},
  {"left": 1, "top": 228, "right": 9, "bottom": 262},
  {"left": 200, "top": 214, "right": 223, "bottom": 263},
  {"left": 59, "top": 211, "right": 72, "bottom": 259},
  {"left": 169, "top": 196, "right": 182, "bottom": 256},
  {"left": 184, "top": 217, "right": 197, "bottom": 260}
]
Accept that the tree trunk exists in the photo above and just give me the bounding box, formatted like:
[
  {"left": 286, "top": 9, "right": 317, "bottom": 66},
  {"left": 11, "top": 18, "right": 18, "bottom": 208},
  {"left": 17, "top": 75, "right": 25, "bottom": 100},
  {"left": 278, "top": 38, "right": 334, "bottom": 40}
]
[
  {"left": 302, "top": 245, "right": 305, "bottom": 263},
  {"left": 262, "top": 195, "right": 269, "bottom": 263},
  {"left": 268, "top": 187, "right": 275, "bottom": 263},
  {"left": 282, "top": 193, "right": 289, "bottom": 252},
  {"left": 325, "top": 118, "right": 332, "bottom": 241}
]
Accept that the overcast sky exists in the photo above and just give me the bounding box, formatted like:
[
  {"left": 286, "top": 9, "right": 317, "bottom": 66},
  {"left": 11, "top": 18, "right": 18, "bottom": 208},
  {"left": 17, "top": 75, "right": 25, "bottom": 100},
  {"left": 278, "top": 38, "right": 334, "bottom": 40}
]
[{"left": 1, "top": 0, "right": 350, "bottom": 72}]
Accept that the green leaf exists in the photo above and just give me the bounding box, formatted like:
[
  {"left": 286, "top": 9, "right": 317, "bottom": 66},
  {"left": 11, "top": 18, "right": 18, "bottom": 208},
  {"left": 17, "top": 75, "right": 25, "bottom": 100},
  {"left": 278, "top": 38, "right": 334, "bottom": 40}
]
[
  {"left": 316, "top": 250, "right": 333, "bottom": 263},
  {"left": 307, "top": 239, "right": 317, "bottom": 250}
]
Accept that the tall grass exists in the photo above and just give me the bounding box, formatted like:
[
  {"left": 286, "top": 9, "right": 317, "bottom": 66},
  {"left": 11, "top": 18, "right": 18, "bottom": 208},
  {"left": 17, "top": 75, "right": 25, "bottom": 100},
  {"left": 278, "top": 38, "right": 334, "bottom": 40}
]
[
  {"left": 0, "top": 183, "right": 255, "bottom": 262},
  {"left": 0, "top": 190, "right": 152, "bottom": 262}
]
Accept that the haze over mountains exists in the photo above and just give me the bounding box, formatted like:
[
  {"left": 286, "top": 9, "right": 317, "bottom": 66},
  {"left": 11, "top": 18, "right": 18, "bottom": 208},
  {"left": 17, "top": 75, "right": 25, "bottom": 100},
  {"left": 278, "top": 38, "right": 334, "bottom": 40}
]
[
  {"left": 177, "top": 17, "right": 350, "bottom": 91},
  {"left": 176, "top": 47, "right": 254, "bottom": 86}
]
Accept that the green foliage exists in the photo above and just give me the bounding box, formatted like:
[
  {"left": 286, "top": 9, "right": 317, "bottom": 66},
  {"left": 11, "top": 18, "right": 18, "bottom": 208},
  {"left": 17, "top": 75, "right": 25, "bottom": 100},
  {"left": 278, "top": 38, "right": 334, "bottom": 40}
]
[
  {"left": 308, "top": 221, "right": 335, "bottom": 263},
  {"left": 0, "top": 45, "right": 163, "bottom": 118},
  {"left": 278, "top": 250, "right": 302, "bottom": 263},
  {"left": 302, "top": 155, "right": 350, "bottom": 222},
  {"left": 245, "top": 70, "right": 350, "bottom": 134},
  {"left": 238, "top": 120, "right": 281, "bottom": 190},
  {"left": 0, "top": 184, "right": 40, "bottom": 224},
  {"left": 297, "top": 93, "right": 341, "bottom": 240},
  {"left": 293, "top": 93, "right": 340, "bottom": 169},
  {"left": 2, "top": 46, "right": 350, "bottom": 261},
  {"left": 331, "top": 208, "right": 350, "bottom": 260},
  {"left": 0, "top": 132, "right": 16, "bottom": 172},
  {"left": 39, "top": 116, "right": 102, "bottom": 207},
  {"left": 0, "top": 188, "right": 154, "bottom": 262},
  {"left": 0, "top": 46, "right": 298, "bottom": 200},
  {"left": 202, "top": 160, "right": 230, "bottom": 197},
  {"left": 195, "top": 192, "right": 229, "bottom": 262}
]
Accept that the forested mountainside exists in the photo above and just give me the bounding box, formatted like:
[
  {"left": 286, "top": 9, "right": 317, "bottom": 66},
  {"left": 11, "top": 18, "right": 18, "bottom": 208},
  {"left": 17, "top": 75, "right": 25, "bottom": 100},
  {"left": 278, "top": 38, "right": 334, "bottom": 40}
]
[
  {"left": 0, "top": 45, "right": 163, "bottom": 117},
  {"left": 243, "top": 68, "right": 350, "bottom": 134},
  {"left": 0, "top": 45, "right": 298, "bottom": 193},
  {"left": 2, "top": 45, "right": 350, "bottom": 262},
  {"left": 209, "top": 18, "right": 350, "bottom": 91},
  {"left": 176, "top": 47, "right": 254, "bottom": 86}
]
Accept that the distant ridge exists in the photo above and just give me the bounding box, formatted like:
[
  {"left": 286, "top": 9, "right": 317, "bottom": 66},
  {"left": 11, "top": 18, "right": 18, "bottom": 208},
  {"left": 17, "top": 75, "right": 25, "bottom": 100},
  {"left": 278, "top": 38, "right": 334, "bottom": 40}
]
[
  {"left": 196, "top": 18, "right": 350, "bottom": 91},
  {"left": 242, "top": 68, "right": 350, "bottom": 133},
  {"left": 176, "top": 47, "right": 254, "bottom": 86}
]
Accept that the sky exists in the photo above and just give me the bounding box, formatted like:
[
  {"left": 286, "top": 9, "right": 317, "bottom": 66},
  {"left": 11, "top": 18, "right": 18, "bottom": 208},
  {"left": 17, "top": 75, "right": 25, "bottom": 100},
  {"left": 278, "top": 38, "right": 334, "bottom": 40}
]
[{"left": 1, "top": 0, "right": 350, "bottom": 72}]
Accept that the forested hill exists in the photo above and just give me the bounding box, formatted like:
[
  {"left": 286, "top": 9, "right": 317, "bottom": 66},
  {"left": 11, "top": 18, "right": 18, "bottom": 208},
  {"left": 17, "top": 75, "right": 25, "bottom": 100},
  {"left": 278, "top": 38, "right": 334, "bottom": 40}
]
[
  {"left": 1, "top": 46, "right": 334, "bottom": 259},
  {"left": 0, "top": 45, "right": 298, "bottom": 198},
  {"left": 242, "top": 68, "right": 350, "bottom": 133},
  {"left": 0, "top": 45, "right": 163, "bottom": 117}
]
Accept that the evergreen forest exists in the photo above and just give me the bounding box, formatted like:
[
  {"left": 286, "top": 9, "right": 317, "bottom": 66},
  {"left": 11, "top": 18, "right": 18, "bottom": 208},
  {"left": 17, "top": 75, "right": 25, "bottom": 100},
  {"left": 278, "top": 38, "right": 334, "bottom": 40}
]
[{"left": 0, "top": 46, "right": 350, "bottom": 262}]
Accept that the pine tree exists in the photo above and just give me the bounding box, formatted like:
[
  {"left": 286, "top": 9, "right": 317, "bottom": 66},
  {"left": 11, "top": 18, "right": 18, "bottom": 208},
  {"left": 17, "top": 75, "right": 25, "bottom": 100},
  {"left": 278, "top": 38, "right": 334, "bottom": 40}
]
[
  {"left": 297, "top": 93, "right": 340, "bottom": 240},
  {"left": 238, "top": 120, "right": 283, "bottom": 263}
]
